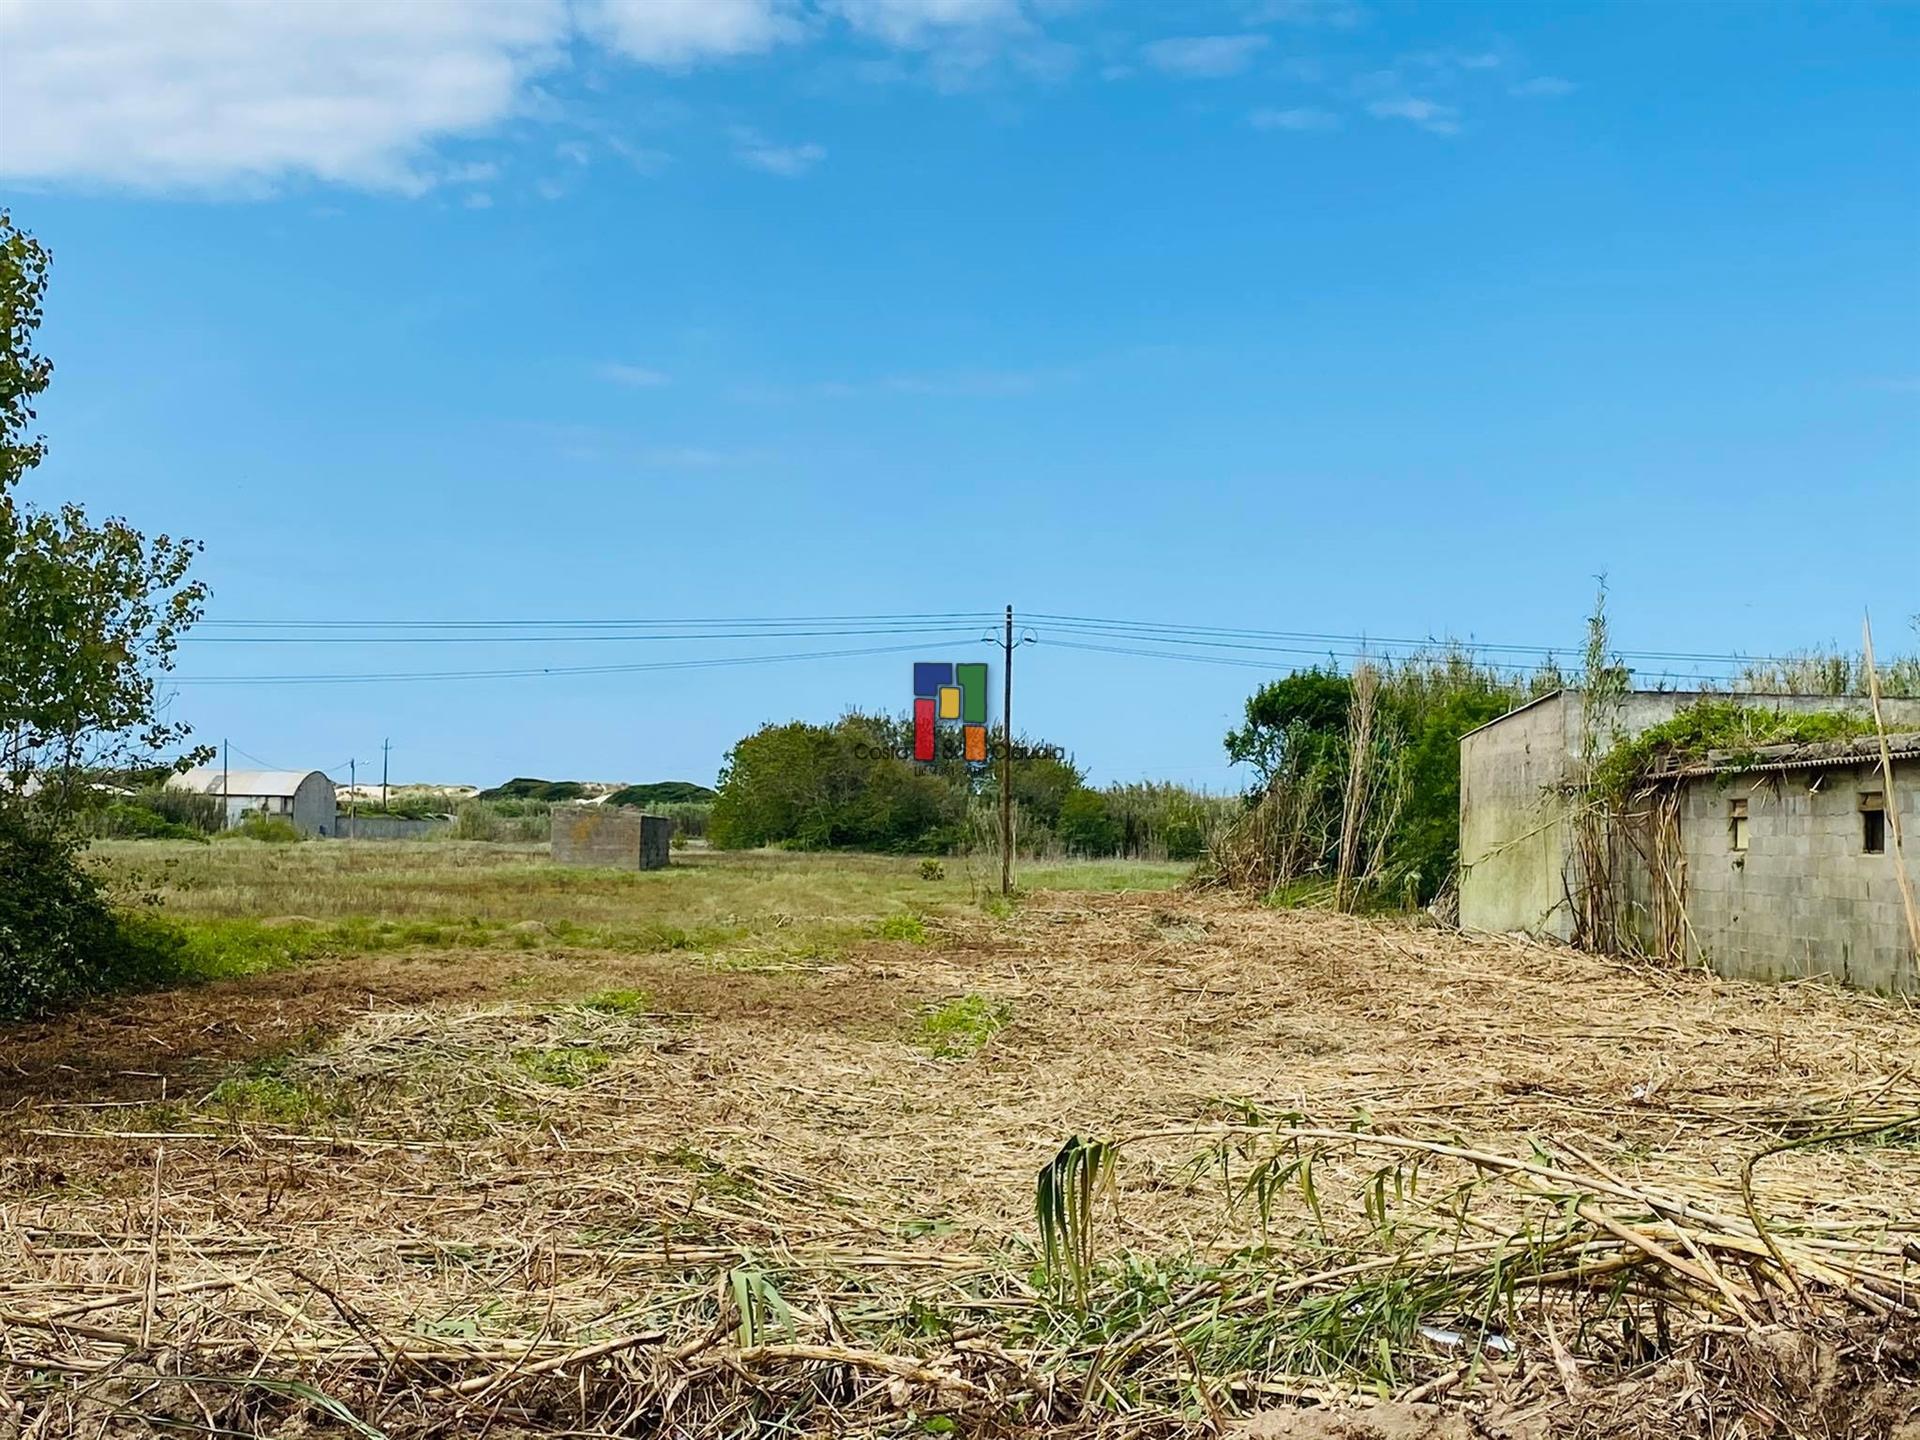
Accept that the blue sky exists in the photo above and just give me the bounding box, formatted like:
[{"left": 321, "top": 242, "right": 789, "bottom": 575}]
[{"left": 3, "top": 0, "right": 1916, "bottom": 789}]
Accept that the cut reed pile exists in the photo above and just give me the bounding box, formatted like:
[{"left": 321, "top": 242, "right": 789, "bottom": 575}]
[{"left": 1, "top": 891, "right": 1915, "bottom": 1437}]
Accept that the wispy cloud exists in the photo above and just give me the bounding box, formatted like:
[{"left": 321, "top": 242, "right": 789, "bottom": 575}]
[
  {"left": 823, "top": 0, "right": 1030, "bottom": 49},
  {"left": 730, "top": 127, "right": 827, "bottom": 176},
  {"left": 597, "top": 363, "right": 671, "bottom": 388},
  {"left": 1367, "top": 96, "right": 1460, "bottom": 135},
  {"left": 1249, "top": 105, "right": 1340, "bottom": 132},
  {"left": 1511, "top": 75, "right": 1576, "bottom": 98},
  {"left": 1245, "top": 0, "right": 1366, "bottom": 28},
  {"left": 1141, "top": 34, "right": 1270, "bottom": 79}
]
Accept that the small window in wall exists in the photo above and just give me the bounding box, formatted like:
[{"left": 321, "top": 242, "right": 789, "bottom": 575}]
[
  {"left": 1861, "top": 791, "right": 1886, "bottom": 855},
  {"left": 1728, "top": 797, "right": 1749, "bottom": 852}
]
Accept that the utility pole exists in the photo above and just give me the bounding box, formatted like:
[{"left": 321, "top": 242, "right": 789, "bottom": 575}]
[
  {"left": 1001, "top": 604, "right": 1014, "bottom": 896},
  {"left": 381, "top": 738, "right": 391, "bottom": 812},
  {"left": 221, "top": 739, "right": 229, "bottom": 833},
  {"left": 349, "top": 758, "right": 357, "bottom": 842}
]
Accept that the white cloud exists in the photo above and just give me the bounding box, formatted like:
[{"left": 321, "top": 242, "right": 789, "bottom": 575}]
[
  {"left": 1511, "top": 75, "right": 1575, "bottom": 98},
  {"left": 598, "top": 362, "right": 671, "bottom": 387},
  {"left": 442, "top": 160, "right": 501, "bottom": 185},
  {"left": 1367, "top": 96, "right": 1460, "bottom": 135},
  {"left": 823, "top": 0, "right": 1026, "bottom": 48},
  {"left": 1245, "top": 0, "right": 1365, "bottom": 26},
  {"left": 1249, "top": 105, "right": 1339, "bottom": 132},
  {"left": 1140, "top": 34, "right": 1270, "bottom": 79},
  {"left": 730, "top": 127, "right": 826, "bottom": 175},
  {"left": 576, "top": 0, "right": 800, "bottom": 65},
  {"left": 0, "top": 0, "right": 569, "bottom": 193}
]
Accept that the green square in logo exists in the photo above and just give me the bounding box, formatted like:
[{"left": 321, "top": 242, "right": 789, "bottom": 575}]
[{"left": 956, "top": 662, "right": 988, "bottom": 724}]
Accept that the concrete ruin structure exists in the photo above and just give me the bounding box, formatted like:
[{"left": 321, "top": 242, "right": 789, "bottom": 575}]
[
  {"left": 1459, "top": 691, "right": 1920, "bottom": 994},
  {"left": 168, "top": 767, "right": 337, "bottom": 836},
  {"left": 551, "top": 804, "right": 672, "bottom": 870}
]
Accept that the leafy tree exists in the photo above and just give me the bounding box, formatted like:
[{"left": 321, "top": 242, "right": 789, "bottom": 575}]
[
  {"left": 1388, "top": 687, "right": 1515, "bottom": 901},
  {"left": 1223, "top": 667, "right": 1352, "bottom": 786},
  {"left": 1056, "top": 787, "right": 1121, "bottom": 856},
  {"left": 0, "top": 211, "right": 205, "bottom": 1013},
  {"left": 710, "top": 713, "right": 964, "bottom": 852},
  {"left": 1, "top": 212, "right": 209, "bottom": 813}
]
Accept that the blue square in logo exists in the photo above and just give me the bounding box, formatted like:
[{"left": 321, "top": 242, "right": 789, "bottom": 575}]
[{"left": 913, "top": 662, "right": 953, "bottom": 698}]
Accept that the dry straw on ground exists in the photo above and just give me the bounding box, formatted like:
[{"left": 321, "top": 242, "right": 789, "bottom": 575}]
[{"left": 2, "top": 890, "right": 1916, "bottom": 1437}]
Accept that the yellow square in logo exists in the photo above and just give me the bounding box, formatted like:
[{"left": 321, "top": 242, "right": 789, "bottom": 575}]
[{"left": 937, "top": 685, "right": 961, "bottom": 720}]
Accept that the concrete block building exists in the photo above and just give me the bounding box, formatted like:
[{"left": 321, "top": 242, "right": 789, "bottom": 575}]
[
  {"left": 167, "top": 768, "right": 337, "bottom": 836},
  {"left": 1656, "top": 735, "right": 1919, "bottom": 992},
  {"left": 551, "top": 804, "right": 671, "bottom": 870},
  {"left": 1459, "top": 691, "right": 1920, "bottom": 993}
]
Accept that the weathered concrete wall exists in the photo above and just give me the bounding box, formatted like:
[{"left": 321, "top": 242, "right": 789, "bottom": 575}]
[
  {"left": 1459, "top": 693, "right": 1574, "bottom": 937},
  {"left": 551, "top": 805, "right": 671, "bottom": 870},
  {"left": 330, "top": 814, "right": 449, "bottom": 841},
  {"left": 1459, "top": 692, "right": 1920, "bottom": 941},
  {"left": 1679, "top": 761, "right": 1918, "bottom": 994}
]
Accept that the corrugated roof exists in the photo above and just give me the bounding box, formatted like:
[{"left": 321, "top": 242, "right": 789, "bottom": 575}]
[
  {"left": 1653, "top": 733, "right": 1920, "bottom": 780},
  {"left": 167, "top": 768, "right": 331, "bottom": 798}
]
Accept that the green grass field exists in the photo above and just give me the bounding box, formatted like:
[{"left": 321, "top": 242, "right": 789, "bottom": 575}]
[{"left": 90, "top": 839, "right": 1192, "bottom": 987}]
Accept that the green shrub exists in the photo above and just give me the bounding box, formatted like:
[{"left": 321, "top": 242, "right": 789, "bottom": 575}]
[
  {"left": 215, "top": 814, "right": 304, "bottom": 843},
  {"left": 876, "top": 913, "right": 929, "bottom": 944},
  {"left": 513, "top": 1045, "right": 611, "bottom": 1086},
  {"left": 581, "top": 987, "right": 653, "bottom": 1016},
  {"left": 93, "top": 801, "right": 207, "bottom": 841},
  {"left": 0, "top": 807, "right": 186, "bottom": 1018},
  {"left": 444, "top": 800, "right": 550, "bottom": 842},
  {"left": 917, "top": 995, "right": 1010, "bottom": 1057},
  {"left": 711, "top": 714, "right": 963, "bottom": 852},
  {"left": 479, "top": 778, "right": 587, "bottom": 802},
  {"left": 604, "top": 781, "right": 717, "bottom": 806},
  {"left": 138, "top": 786, "right": 223, "bottom": 833},
  {"left": 1057, "top": 788, "right": 1121, "bottom": 857}
]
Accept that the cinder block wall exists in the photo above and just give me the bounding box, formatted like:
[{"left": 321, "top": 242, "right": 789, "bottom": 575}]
[
  {"left": 1461, "top": 691, "right": 1920, "bottom": 946},
  {"left": 1680, "top": 761, "right": 1918, "bottom": 994},
  {"left": 551, "top": 805, "right": 672, "bottom": 870}
]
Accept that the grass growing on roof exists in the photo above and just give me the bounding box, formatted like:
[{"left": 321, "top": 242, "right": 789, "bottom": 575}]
[{"left": 1592, "top": 700, "right": 1879, "bottom": 800}]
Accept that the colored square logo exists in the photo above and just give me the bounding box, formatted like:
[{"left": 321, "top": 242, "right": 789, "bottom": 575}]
[{"left": 913, "top": 661, "right": 988, "bottom": 762}]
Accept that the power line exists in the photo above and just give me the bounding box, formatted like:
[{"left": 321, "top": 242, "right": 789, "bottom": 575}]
[
  {"left": 166, "top": 636, "right": 991, "bottom": 687},
  {"left": 194, "top": 610, "right": 999, "bottom": 631},
  {"left": 180, "top": 623, "right": 997, "bottom": 645},
  {"left": 1027, "top": 612, "right": 1808, "bottom": 667},
  {"left": 1041, "top": 637, "right": 1750, "bottom": 688},
  {"left": 185, "top": 606, "right": 1820, "bottom": 668}
]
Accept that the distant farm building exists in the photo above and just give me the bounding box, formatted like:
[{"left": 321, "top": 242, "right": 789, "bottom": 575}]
[
  {"left": 168, "top": 768, "right": 337, "bottom": 836},
  {"left": 1459, "top": 691, "right": 1920, "bottom": 993}
]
